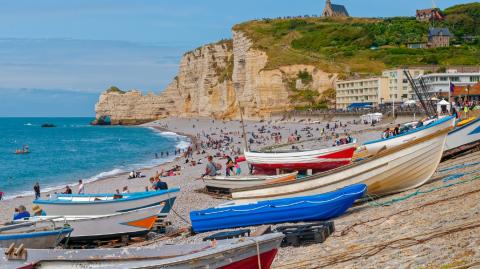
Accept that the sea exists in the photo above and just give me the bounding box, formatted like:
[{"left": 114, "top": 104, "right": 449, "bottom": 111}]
[{"left": 0, "top": 118, "right": 189, "bottom": 199}]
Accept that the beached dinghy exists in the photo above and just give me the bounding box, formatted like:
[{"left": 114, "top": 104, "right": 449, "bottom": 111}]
[
  {"left": 191, "top": 184, "right": 366, "bottom": 233},
  {"left": 1, "top": 233, "right": 284, "bottom": 269},
  {"left": 244, "top": 143, "right": 357, "bottom": 174},
  {"left": 232, "top": 116, "right": 455, "bottom": 203},
  {"left": 203, "top": 172, "right": 298, "bottom": 192},
  {"left": 0, "top": 220, "right": 72, "bottom": 249},
  {"left": 34, "top": 188, "right": 179, "bottom": 215},
  {"left": 443, "top": 117, "right": 480, "bottom": 159},
  {"left": 16, "top": 204, "right": 167, "bottom": 242}
]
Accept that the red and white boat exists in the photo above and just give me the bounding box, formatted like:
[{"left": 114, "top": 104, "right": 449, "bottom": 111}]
[{"left": 245, "top": 143, "right": 357, "bottom": 174}]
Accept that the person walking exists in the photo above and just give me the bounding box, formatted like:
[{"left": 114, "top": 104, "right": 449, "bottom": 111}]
[
  {"left": 33, "top": 182, "right": 41, "bottom": 200},
  {"left": 78, "top": 179, "right": 85, "bottom": 194}
]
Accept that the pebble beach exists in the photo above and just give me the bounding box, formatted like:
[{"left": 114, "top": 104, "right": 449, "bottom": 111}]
[{"left": 1, "top": 116, "right": 479, "bottom": 268}]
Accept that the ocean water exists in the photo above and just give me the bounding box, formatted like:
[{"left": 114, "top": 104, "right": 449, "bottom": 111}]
[{"left": 0, "top": 118, "right": 188, "bottom": 199}]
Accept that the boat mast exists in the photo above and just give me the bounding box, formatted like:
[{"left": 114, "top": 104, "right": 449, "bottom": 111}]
[{"left": 234, "top": 82, "right": 249, "bottom": 151}]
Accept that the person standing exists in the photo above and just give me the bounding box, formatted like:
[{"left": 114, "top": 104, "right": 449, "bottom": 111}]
[
  {"left": 203, "top": 156, "right": 218, "bottom": 177},
  {"left": 33, "top": 182, "right": 41, "bottom": 200},
  {"left": 78, "top": 180, "right": 85, "bottom": 194}
]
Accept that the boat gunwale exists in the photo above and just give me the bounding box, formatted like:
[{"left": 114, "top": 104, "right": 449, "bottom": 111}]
[
  {"left": 245, "top": 142, "right": 356, "bottom": 156},
  {"left": 34, "top": 188, "right": 179, "bottom": 205},
  {"left": 449, "top": 117, "right": 480, "bottom": 135},
  {"left": 0, "top": 227, "right": 72, "bottom": 241}
]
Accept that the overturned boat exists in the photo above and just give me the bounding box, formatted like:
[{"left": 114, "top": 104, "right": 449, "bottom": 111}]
[
  {"left": 203, "top": 172, "right": 298, "bottom": 193},
  {"left": 191, "top": 184, "right": 366, "bottom": 233},
  {"left": 1, "top": 233, "right": 284, "bottom": 269},
  {"left": 244, "top": 143, "right": 357, "bottom": 174},
  {"left": 34, "top": 188, "right": 179, "bottom": 216},
  {"left": 232, "top": 116, "right": 455, "bottom": 203}
]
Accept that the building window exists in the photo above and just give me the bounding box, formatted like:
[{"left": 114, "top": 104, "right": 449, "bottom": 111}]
[{"left": 471, "top": 76, "right": 480, "bottom": 82}]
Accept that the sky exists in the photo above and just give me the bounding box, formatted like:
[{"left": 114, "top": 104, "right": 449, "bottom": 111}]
[{"left": 0, "top": 0, "right": 473, "bottom": 117}]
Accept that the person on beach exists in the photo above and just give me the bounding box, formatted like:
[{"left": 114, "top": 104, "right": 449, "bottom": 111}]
[
  {"left": 155, "top": 179, "right": 168, "bottom": 190},
  {"left": 225, "top": 156, "right": 234, "bottom": 176},
  {"left": 32, "top": 205, "right": 46, "bottom": 216},
  {"left": 63, "top": 185, "right": 72, "bottom": 194},
  {"left": 203, "top": 156, "right": 218, "bottom": 177},
  {"left": 13, "top": 205, "right": 30, "bottom": 220},
  {"left": 78, "top": 180, "right": 85, "bottom": 194},
  {"left": 234, "top": 161, "right": 241, "bottom": 176},
  {"left": 122, "top": 186, "right": 130, "bottom": 194},
  {"left": 33, "top": 182, "right": 41, "bottom": 200}
]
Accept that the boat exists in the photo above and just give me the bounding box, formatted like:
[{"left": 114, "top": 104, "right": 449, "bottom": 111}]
[
  {"left": 244, "top": 142, "right": 357, "bottom": 174},
  {"left": 1, "top": 233, "right": 284, "bottom": 269},
  {"left": 41, "top": 123, "right": 56, "bottom": 128},
  {"left": 0, "top": 220, "right": 72, "bottom": 249},
  {"left": 15, "top": 204, "right": 167, "bottom": 242},
  {"left": 443, "top": 117, "right": 480, "bottom": 160},
  {"left": 203, "top": 172, "right": 298, "bottom": 193},
  {"left": 231, "top": 116, "right": 455, "bottom": 203},
  {"left": 191, "top": 184, "right": 366, "bottom": 233},
  {"left": 34, "top": 188, "right": 179, "bottom": 216},
  {"left": 15, "top": 145, "right": 30, "bottom": 155}
]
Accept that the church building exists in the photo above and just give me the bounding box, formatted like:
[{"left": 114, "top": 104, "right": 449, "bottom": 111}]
[{"left": 322, "top": 0, "right": 349, "bottom": 17}]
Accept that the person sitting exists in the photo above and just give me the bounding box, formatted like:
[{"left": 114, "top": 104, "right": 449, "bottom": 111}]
[
  {"left": 154, "top": 179, "right": 168, "bottom": 190},
  {"left": 63, "top": 185, "right": 72, "bottom": 194},
  {"left": 202, "top": 156, "right": 218, "bottom": 177},
  {"left": 13, "top": 205, "right": 30, "bottom": 220},
  {"left": 122, "top": 186, "right": 130, "bottom": 194},
  {"left": 32, "top": 205, "right": 47, "bottom": 216}
]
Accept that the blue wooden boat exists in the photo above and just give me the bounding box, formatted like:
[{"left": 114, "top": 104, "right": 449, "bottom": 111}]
[{"left": 190, "top": 184, "right": 367, "bottom": 233}]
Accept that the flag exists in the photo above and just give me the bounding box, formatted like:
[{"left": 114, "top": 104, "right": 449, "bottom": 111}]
[{"left": 449, "top": 81, "right": 455, "bottom": 93}]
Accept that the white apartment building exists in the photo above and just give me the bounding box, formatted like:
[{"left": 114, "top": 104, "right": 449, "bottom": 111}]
[
  {"left": 382, "top": 69, "right": 424, "bottom": 102},
  {"left": 417, "top": 69, "right": 480, "bottom": 94},
  {"left": 335, "top": 77, "right": 389, "bottom": 110}
]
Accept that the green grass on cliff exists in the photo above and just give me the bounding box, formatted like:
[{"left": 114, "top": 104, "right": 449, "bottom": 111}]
[{"left": 233, "top": 3, "right": 480, "bottom": 76}]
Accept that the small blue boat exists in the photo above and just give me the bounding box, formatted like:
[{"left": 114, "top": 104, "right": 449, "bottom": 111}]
[{"left": 190, "top": 184, "right": 367, "bottom": 233}]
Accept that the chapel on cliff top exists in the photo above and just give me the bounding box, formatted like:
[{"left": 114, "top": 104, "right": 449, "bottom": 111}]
[{"left": 322, "top": 0, "right": 349, "bottom": 17}]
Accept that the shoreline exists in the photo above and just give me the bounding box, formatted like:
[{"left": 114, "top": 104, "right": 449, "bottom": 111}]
[{"left": 0, "top": 124, "right": 191, "bottom": 201}]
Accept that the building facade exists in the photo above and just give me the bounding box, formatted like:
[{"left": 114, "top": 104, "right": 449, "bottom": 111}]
[
  {"left": 322, "top": 0, "right": 349, "bottom": 17},
  {"left": 428, "top": 28, "right": 452, "bottom": 48},
  {"left": 335, "top": 77, "right": 389, "bottom": 110},
  {"left": 382, "top": 69, "right": 425, "bottom": 102},
  {"left": 416, "top": 8, "right": 444, "bottom": 22},
  {"left": 418, "top": 70, "right": 480, "bottom": 94}
]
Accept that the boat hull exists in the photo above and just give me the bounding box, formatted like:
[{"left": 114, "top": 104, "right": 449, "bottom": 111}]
[
  {"left": 191, "top": 184, "right": 366, "bottom": 233},
  {"left": 1, "top": 233, "right": 284, "bottom": 269},
  {"left": 232, "top": 117, "right": 455, "bottom": 203},
  {"left": 245, "top": 143, "right": 356, "bottom": 174},
  {"left": 203, "top": 172, "right": 297, "bottom": 191},
  {"left": 20, "top": 204, "right": 170, "bottom": 242},
  {"left": 0, "top": 227, "right": 72, "bottom": 249},
  {"left": 443, "top": 117, "right": 480, "bottom": 159},
  {"left": 34, "top": 189, "right": 179, "bottom": 216}
]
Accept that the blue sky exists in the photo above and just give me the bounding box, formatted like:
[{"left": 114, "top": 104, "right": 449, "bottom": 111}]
[{"left": 0, "top": 0, "right": 473, "bottom": 116}]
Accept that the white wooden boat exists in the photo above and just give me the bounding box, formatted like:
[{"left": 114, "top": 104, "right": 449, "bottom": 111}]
[
  {"left": 245, "top": 143, "right": 357, "bottom": 174},
  {"left": 203, "top": 172, "right": 298, "bottom": 192},
  {"left": 232, "top": 116, "right": 455, "bottom": 203},
  {"left": 1, "top": 233, "right": 284, "bottom": 269},
  {"left": 34, "top": 188, "right": 179, "bottom": 216},
  {"left": 16, "top": 204, "right": 166, "bottom": 242},
  {"left": 444, "top": 117, "right": 480, "bottom": 159},
  {"left": 0, "top": 220, "right": 72, "bottom": 249}
]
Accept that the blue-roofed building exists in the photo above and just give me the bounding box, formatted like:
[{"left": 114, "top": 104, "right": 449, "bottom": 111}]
[
  {"left": 428, "top": 27, "right": 453, "bottom": 48},
  {"left": 322, "top": 0, "right": 349, "bottom": 17}
]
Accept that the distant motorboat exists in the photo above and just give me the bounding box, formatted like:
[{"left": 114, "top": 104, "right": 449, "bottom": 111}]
[
  {"left": 34, "top": 188, "right": 179, "bottom": 216},
  {"left": 41, "top": 123, "right": 56, "bottom": 128}
]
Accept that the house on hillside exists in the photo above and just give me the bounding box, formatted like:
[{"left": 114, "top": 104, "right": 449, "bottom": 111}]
[
  {"left": 416, "top": 8, "right": 444, "bottom": 22},
  {"left": 429, "top": 27, "right": 453, "bottom": 48},
  {"left": 322, "top": 0, "right": 349, "bottom": 17}
]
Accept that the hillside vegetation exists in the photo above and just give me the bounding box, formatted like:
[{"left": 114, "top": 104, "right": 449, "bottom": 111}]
[{"left": 233, "top": 3, "right": 480, "bottom": 76}]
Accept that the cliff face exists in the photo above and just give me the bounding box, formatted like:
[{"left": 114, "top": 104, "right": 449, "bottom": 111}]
[{"left": 95, "top": 32, "right": 336, "bottom": 124}]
